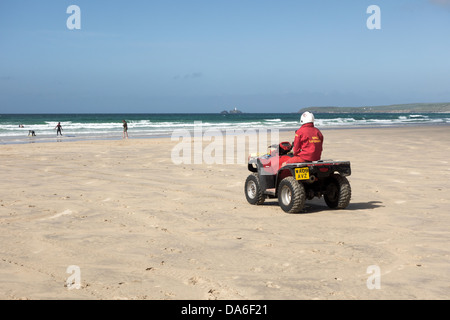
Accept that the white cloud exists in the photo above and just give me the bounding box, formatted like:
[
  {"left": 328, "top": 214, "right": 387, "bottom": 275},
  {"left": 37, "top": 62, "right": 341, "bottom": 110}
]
[{"left": 173, "top": 72, "right": 203, "bottom": 80}]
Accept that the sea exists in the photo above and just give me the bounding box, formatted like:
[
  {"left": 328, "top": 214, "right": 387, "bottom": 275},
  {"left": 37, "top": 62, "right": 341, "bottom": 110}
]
[{"left": 1, "top": 112, "right": 449, "bottom": 145}]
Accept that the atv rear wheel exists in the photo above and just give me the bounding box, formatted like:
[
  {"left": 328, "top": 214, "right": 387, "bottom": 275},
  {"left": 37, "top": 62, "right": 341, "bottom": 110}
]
[
  {"left": 278, "top": 176, "right": 306, "bottom": 213},
  {"left": 245, "top": 173, "right": 265, "bottom": 205},
  {"left": 324, "top": 174, "right": 351, "bottom": 209}
]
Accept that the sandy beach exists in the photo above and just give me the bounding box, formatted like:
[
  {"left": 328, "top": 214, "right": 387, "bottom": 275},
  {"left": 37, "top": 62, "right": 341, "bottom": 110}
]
[{"left": 0, "top": 125, "right": 449, "bottom": 300}]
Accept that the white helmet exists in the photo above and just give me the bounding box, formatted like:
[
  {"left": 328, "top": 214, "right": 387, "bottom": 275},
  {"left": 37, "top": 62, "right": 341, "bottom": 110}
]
[{"left": 300, "top": 111, "right": 314, "bottom": 125}]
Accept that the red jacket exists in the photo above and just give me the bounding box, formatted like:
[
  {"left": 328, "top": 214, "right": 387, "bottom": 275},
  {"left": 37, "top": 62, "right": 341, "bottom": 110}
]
[{"left": 293, "top": 123, "right": 323, "bottom": 161}]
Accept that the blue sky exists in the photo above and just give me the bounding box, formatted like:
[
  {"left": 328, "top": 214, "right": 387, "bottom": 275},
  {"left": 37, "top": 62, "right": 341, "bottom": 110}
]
[{"left": 1, "top": 0, "right": 450, "bottom": 113}]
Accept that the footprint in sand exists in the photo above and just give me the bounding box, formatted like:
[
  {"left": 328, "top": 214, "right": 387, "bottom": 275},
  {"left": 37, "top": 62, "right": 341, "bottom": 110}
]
[{"left": 265, "top": 281, "right": 280, "bottom": 289}]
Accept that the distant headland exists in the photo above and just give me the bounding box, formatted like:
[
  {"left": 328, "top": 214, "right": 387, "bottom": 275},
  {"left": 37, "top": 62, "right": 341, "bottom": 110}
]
[{"left": 298, "top": 103, "right": 450, "bottom": 114}]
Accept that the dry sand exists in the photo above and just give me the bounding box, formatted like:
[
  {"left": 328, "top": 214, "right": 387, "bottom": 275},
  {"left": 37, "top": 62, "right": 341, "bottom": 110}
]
[{"left": 0, "top": 125, "right": 449, "bottom": 300}]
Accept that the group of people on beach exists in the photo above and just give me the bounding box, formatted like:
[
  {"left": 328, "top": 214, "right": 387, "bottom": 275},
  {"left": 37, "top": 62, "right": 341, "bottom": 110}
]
[{"left": 22, "top": 120, "right": 130, "bottom": 139}]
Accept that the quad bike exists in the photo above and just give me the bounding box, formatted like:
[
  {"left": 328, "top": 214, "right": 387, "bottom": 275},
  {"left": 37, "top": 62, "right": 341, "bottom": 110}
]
[{"left": 244, "top": 142, "right": 351, "bottom": 213}]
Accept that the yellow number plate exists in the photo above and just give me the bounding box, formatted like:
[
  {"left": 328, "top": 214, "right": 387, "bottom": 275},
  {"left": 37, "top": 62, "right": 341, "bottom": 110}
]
[{"left": 295, "top": 167, "right": 310, "bottom": 180}]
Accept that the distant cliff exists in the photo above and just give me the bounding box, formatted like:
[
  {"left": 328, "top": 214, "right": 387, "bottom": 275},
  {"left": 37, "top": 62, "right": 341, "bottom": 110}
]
[{"left": 298, "top": 103, "right": 450, "bottom": 113}]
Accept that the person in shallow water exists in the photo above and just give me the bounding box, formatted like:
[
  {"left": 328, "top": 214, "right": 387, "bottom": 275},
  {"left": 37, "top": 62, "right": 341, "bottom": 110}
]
[
  {"left": 122, "top": 120, "right": 128, "bottom": 139},
  {"left": 55, "top": 122, "right": 63, "bottom": 136}
]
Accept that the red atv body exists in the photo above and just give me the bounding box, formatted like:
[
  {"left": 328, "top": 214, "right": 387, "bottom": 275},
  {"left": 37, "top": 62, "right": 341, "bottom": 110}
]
[{"left": 245, "top": 142, "right": 352, "bottom": 213}]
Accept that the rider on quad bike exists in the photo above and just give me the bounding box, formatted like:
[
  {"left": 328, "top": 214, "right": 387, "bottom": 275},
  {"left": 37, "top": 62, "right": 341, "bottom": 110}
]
[
  {"left": 285, "top": 111, "right": 324, "bottom": 165},
  {"left": 245, "top": 112, "right": 351, "bottom": 213}
]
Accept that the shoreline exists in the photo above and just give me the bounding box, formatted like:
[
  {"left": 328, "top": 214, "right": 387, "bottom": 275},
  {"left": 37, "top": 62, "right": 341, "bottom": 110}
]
[{"left": 1, "top": 122, "right": 449, "bottom": 146}]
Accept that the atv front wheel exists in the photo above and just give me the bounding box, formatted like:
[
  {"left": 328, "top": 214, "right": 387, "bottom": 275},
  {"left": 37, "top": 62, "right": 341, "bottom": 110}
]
[
  {"left": 245, "top": 173, "right": 265, "bottom": 205},
  {"left": 324, "top": 174, "right": 351, "bottom": 209},
  {"left": 278, "top": 176, "right": 306, "bottom": 213}
]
